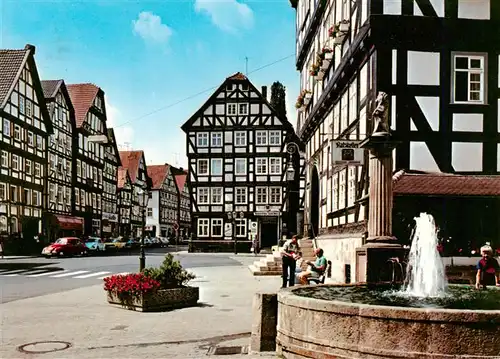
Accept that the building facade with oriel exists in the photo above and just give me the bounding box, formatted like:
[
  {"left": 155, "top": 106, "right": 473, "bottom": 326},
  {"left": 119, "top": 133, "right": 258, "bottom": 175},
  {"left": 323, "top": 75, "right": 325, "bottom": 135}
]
[
  {"left": 0, "top": 44, "right": 52, "bottom": 239},
  {"left": 41, "top": 79, "right": 84, "bottom": 240},
  {"left": 181, "top": 72, "right": 304, "bottom": 252},
  {"left": 290, "top": 0, "right": 500, "bottom": 282},
  {"left": 102, "top": 128, "right": 121, "bottom": 237},
  {"left": 67, "top": 83, "right": 109, "bottom": 236}
]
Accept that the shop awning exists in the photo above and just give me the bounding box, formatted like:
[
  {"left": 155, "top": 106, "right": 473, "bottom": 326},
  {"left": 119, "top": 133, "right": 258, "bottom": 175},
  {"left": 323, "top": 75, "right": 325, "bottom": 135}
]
[{"left": 55, "top": 215, "right": 84, "bottom": 230}]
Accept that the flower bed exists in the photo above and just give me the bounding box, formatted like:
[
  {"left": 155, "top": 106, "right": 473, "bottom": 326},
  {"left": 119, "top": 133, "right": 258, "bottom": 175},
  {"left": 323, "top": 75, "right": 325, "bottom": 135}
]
[{"left": 104, "top": 254, "right": 199, "bottom": 312}]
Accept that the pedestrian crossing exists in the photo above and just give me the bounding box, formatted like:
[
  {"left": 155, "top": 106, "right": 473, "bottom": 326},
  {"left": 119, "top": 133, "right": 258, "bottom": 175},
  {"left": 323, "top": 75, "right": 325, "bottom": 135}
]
[{"left": 0, "top": 268, "right": 129, "bottom": 280}]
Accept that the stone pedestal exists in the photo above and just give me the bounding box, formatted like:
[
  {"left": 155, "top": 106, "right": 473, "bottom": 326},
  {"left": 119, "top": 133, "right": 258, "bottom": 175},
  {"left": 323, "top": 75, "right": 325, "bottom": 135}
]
[{"left": 250, "top": 292, "right": 278, "bottom": 352}]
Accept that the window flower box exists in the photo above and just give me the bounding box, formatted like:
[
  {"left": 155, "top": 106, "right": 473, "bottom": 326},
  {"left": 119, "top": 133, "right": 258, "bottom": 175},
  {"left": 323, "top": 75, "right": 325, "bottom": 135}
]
[
  {"left": 304, "top": 93, "right": 312, "bottom": 105},
  {"left": 316, "top": 71, "right": 325, "bottom": 81},
  {"left": 324, "top": 52, "right": 333, "bottom": 61},
  {"left": 333, "top": 34, "right": 345, "bottom": 45},
  {"left": 339, "top": 21, "right": 350, "bottom": 33}
]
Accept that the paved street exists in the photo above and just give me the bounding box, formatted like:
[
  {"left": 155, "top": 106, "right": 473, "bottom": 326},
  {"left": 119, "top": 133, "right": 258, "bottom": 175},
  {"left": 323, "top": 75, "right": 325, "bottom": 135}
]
[{"left": 0, "top": 248, "right": 256, "bottom": 303}]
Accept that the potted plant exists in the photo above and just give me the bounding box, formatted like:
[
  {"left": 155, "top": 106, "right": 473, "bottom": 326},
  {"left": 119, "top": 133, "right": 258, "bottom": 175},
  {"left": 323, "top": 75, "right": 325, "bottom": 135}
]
[
  {"left": 310, "top": 63, "right": 320, "bottom": 77},
  {"left": 328, "top": 24, "right": 339, "bottom": 38},
  {"left": 104, "top": 254, "right": 198, "bottom": 312},
  {"left": 295, "top": 92, "right": 305, "bottom": 110},
  {"left": 303, "top": 89, "right": 312, "bottom": 105},
  {"left": 338, "top": 19, "right": 350, "bottom": 33}
]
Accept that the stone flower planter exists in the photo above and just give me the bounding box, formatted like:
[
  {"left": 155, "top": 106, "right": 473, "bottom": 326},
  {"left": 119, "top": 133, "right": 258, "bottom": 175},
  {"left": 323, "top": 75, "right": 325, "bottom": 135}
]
[{"left": 107, "top": 286, "right": 199, "bottom": 312}]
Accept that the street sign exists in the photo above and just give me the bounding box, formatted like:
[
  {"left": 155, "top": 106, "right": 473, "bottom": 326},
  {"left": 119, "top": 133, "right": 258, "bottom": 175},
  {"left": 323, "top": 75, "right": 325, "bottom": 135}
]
[{"left": 331, "top": 140, "right": 364, "bottom": 166}]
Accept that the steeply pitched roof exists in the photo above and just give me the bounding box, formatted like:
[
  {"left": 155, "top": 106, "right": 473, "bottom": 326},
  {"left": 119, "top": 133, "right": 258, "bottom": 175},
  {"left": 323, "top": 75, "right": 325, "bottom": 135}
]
[
  {"left": 393, "top": 170, "right": 500, "bottom": 197},
  {"left": 117, "top": 167, "right": 130, "bottom": 189},
  {"left": 67, "top": 83, "right": 100, "bottom": 127},
  {"left": 173, "top": 172, "right": 187, "bottom": 193},
  {"left": 41, "top": 80, "right": 62, "bottom": 99},
  {"left": 0, "top": 48, "right": 28, "bottom": 108},
  {"left": 106, "top": 128, "right": 122, "bottom": 166},
  {"left": 227, "top": 72, "right": 247, "bottom": 81},
  {"left": 147, "top": 164, "right": 170, "bottom": 190},
  {"left": 119, "top": 150, "right": 144, "bottom": 183}
]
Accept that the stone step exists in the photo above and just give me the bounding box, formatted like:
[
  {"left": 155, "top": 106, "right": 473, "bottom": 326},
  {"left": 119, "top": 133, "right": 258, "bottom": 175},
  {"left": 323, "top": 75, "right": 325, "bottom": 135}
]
[{"left": 248, "top": 265, "right": 281, "bottom": 276}]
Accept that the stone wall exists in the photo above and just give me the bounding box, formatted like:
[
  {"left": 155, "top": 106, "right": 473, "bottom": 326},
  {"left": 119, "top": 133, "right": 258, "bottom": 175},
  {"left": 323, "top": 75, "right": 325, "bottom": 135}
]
[{"left": 316, "top": 234, "right": 364, "bottom": 284}]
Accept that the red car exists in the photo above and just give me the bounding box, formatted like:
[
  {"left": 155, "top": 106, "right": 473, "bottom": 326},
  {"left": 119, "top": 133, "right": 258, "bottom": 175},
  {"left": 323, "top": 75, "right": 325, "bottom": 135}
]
[{"left": 42, "top": 237, "right": 88, "bottom": 257}]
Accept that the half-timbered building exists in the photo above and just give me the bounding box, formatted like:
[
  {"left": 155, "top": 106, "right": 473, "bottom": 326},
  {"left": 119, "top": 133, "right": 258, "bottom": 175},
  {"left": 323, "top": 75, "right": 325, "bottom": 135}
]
[
  {"left": 290, "top": 0, "right": 500, "bottom": 282},
  {"left": 181, "top": 72, "right": 304, "bottom": 252},
  {"left": 102, "top": 128, "right": 121, "bottom": 237},
  {"left": 117, "top": 168, "right": 132, "bottom": 236},
  {"left": 119, "top": 151, "right": 151, "bottom": 238},
  {"left": 0, "top": 44, "right": 52, "bottom": 239},
  {"left": 67, "top": 83, "right": 109, "bottom": 236},
  {"left": 173, "top": 169, "right": 191, "bottom": 240},
  {"left": 41, "top": 79, "right": 83, "bottom": 239}
]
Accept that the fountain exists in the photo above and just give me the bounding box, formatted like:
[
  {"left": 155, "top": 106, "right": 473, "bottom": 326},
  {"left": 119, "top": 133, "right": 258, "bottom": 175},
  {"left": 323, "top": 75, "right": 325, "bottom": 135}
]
[{"left": 275, "top": 93, "right": 500, "bottom": 358}]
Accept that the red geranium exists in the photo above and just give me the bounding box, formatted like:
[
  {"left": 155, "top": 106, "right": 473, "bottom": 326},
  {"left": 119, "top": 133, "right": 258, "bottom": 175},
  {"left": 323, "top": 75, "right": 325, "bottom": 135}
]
[{"left": 104, "top": 273, "right": 160, "bottom": 297}]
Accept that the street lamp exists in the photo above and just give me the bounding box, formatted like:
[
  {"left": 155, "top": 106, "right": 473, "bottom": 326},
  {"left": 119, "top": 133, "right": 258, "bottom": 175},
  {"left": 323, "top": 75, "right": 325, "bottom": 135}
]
[{"left": 137, "top": 187, "right": 149, "bottom": 271}]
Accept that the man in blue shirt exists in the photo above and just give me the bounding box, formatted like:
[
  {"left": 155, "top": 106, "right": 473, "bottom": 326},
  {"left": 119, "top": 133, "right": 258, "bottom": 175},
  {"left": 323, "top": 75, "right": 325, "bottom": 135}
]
[{"left": 297, "top": 248, "right": 327, "bottom": 285}]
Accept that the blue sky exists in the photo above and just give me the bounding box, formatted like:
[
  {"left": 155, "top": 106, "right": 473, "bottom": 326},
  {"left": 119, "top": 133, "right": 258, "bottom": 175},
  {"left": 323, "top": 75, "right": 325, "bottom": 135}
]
[{"left": 0, "top": 0, "right": 299, "bottom": 168}]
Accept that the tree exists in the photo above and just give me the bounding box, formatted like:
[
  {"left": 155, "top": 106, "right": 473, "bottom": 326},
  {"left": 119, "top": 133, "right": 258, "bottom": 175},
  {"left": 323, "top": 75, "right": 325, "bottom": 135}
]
[{"left": 270, "top": 81, "right": 287, "bottom": 120}]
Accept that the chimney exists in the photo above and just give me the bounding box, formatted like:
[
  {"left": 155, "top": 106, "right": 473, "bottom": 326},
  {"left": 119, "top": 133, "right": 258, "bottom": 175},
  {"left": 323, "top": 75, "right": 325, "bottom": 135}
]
[
  {"left": 25, "top": 44, "right": 36, "bottom": 54},
  {"left": 261, "top": 86, "right": 267, "bottom": 100}
]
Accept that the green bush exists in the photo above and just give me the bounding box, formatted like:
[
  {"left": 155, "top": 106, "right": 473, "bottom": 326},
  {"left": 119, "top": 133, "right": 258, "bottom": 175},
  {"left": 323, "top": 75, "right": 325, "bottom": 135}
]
[{"left": 142, "top": 253, "right": 196, "bottom": 289}]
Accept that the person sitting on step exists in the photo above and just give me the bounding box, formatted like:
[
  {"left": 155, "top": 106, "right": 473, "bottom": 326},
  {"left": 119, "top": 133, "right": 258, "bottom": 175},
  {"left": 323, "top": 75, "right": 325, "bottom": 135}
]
[{"left": 297, "top": 248, "right": 327, "bottom": 285}]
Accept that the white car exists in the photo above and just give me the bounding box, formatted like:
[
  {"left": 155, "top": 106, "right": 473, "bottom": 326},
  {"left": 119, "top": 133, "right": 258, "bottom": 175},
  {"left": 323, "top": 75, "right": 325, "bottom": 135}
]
[{"left": 84, "top": 237, "right": 106, "bottom": 252}]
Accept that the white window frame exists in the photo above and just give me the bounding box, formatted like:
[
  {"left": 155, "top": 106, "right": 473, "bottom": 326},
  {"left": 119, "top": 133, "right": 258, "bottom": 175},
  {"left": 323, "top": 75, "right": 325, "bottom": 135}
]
[
  {"left": 12, "top": 154, "right": 19, "bottom": 170},
  {"left": 451, "top": 53, "right": 487, "bottom": 105},
  {"left": 269, "top": 187, "right": 282, "bottom": 204},
  {"left": 211, "top": 132, "right": 222, "bottom": 147},
  {"left": 197, "top": 159, "right": 209, "bottom": 176},
  {"left": 196, "top": 132, "right": 209, "bottom": 147},
  {"left": 234, "top": 158, "right": 247, "bottom": 175},
  {"left": 234, "top": 131, "right": 247, "bottom": 146},
  {"left": 227, "top": 103, "right": 237, "bottom": 115},
  {"left": 235, "top": 187, "right": 247, "bottom": 204},
  {"left": 211, "top": 158, "right": 223, "bottom": 176},
  {"left": 269, "top": 158, "right": 282, "bottom": 175},
  {"left": 14, "top": 125, "right": 21, "bottom": 140},
  {"left": 198, "top": 218, "right": 209, "bottom": 237},
  {"left": 256, "top": 187, "right": 268, "bottom": 204},
  {"left": 1, "top": 151, "right": 7, "bottom": 167},
  {"left": 211, "top": 218, "right": 223, "bottom": 237},
  {"left": 256, "top": 158, "right": 268, "bottom": 175},
  {"left": 3, "top": 119, "right": 10, "bottom": 137},
  {"left": 235, "top": 219, "right": 247, "bottom": 237},
  {"left": 238, "top": 103, "right": 248, "bottom": 115},
  {"left": 211, "top": 187, "right": 223, "bottom": 204},
  {"left": 255, "top": 131, "right": 267, "bottom": 146},
  {"left": 269, "top": 130, "right": 281, "bottom": 145},
  {"left": 198, "top": 187, "right": 209, "bottom": 204}
]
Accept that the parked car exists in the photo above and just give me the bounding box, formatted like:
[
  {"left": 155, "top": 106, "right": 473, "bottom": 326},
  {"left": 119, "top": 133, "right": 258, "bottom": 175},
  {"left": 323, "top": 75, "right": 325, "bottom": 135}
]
[
  {"left": 84, "top": 237, "right": 106, "bottom": 253},
  {"left": 125, "top": 238, "right": 140, "bottom": 249},
  {"left": 106, "top": 238, "right": 127, "bottom": 251},
  {"left": 42, "top": 237, "right": 88, "bottom": 257},
  {"left": 158, "top": 237, "right": 169, "bottom": 247}
]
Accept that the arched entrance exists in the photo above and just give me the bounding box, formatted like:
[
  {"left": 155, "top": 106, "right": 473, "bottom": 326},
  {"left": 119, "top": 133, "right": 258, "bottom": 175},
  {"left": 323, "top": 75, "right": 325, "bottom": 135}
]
[{"left": 309, "top": 166, "right": 320, "bottom": 238}]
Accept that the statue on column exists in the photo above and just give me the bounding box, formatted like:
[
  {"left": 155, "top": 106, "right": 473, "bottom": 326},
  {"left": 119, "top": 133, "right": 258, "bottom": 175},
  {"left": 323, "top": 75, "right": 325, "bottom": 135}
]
[{"left": 371, "top": 92, "right": 390, "bottom": 136}]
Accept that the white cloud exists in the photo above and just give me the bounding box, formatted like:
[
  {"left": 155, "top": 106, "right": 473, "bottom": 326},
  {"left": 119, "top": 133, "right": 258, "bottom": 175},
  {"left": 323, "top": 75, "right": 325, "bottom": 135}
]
[
  {"left": 106, "top": 101, "right": 134, "bottom": 148},
  {"left": 285, "top": 89, "right": 297, "bottom": 130},
  {"left": 194, "top": 0, "right": 254, "bottom": 32},
  {"left": 132, "top": 11, "right": 173, "bottom": 43}
]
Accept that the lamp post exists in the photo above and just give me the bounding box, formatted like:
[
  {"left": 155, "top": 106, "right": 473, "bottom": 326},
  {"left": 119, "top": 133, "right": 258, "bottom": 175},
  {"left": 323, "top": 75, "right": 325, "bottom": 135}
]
[{"left": 138, "top": 188, "right": 148, "bottom": 272}]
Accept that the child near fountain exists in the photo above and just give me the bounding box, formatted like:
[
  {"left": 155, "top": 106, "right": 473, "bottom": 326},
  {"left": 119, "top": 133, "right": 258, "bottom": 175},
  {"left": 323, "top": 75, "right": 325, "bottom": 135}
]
[{"left": 475, "top": 244, "right": 500, "bottom": 290}]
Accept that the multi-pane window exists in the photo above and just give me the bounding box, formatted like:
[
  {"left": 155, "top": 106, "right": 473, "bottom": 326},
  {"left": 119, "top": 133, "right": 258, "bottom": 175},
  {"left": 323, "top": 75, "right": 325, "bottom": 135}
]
[
  {"left": 269, "top": 131, "right": 281, "bottom": 145},
  {"left": 25, "top": 159, "right": 32, "bottom": 175},
  {"left": 198, "top": 159, "right": 209, "bottom": 175},
  {"left": 239, "top": 103, "right": 248, "bottom": 115},
  {"left": 12, "top": 154, "right": 19, "bottom": 170},
  {"left": 198, "top": 188, "right": 209, "bottom": 204},
  {"left": 0, "top": 184, "right": 5, "bottom": 200},
  {"left": 211, "top": 218, "right": 223, "bottom": 237},
  {"left": 211, "top": 187, "right": 223, "bottom": 204},
  {"left": 34, "top": 163, "right": 41, "bottom": 177},
  {"left": 211, "top": 132, "right": 222, "bottom": 147},
  {"left": 256, "top": 187, "right": 267, "bottom": 204},
  {"left": 452, "top": 54, "right": 486, "bottom": 104},
  {"left": 197, "top": 132, "right": 209, "bottom": 147},
  {"left": 236, "top": 219, "right": 247, "bottom": 237},
  {"left": 198, "top": 218, "right": 209, "bottom": 236},
  {"left": 3, "top": 119, "right": 10, "bottom": 136},
  {"left": 234, "top": 131, "right": 246, "bottom": 146},
  {"left": 256, "top": 131, "right": 267, "bottom": 146},
  {"left": 269, "top": 158, "right": 281, "bottom": 175},
  {"left": 269, "top": 187, "right": 282, "bottom": 204},
  {"left": 14, "top": 125, "right": 21, "bottom": 140},
  {"left": 256, "top": 158, "right": 267, "bottom": 175},
  {"left": 19, "top": 97, "right": 25, "bottom": 114},
  {"left": 147, "top": 208, "right": 153, "bottom": 217},
  {"left": 27, "top": 132, "right": 33, "bottom": 146},
  {"left": 1, "top": 151, "right": 7, "bottom": 167},
  {"left": 211, "top": 158, "right": 222, "bottom": 175},
  {"left": 227, "top": 103, "right": 237, "bottom": 115},
  {"left": 235, "top": 187, "right": 247, "bottom": 204},
  {"left": 235, "top": 158, "right": 246, "bottom": 175}
]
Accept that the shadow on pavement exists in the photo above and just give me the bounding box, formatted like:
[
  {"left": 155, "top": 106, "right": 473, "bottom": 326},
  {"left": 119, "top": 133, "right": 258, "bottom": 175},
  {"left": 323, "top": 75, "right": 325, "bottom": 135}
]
[{"left": 0, "top": 262, "right": 64, "bottom": 272}]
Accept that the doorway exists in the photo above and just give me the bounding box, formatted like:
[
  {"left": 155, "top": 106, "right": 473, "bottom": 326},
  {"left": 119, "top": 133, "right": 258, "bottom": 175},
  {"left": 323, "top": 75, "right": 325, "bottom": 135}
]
[
  {"left": 259, "top": 218, "right": 277, "bottom": 248},
  {"left": 310, "top": 166, "right": 320, "bottom": 238}
]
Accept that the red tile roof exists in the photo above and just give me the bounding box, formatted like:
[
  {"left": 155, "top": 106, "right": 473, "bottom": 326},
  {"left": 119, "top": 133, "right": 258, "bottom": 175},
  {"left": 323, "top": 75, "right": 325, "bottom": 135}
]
[
  {"left": 226, "top": 72, "right": 247, "bottom": 80},
  {"left": 119, "top": 151, "right": 144, "bottom": 183},
  {"left": 67, "top": 83, "right": 100, "bottom": 128},
  {"left": 393, "top": 170, "right": 500, "bottom": 197},
  {"left": 117, "top": 168, "right": 129, "bottom": 189},
  {"left": 0, "top": 47, "right": 30, "bottom": 107},
  {"left": 174, "top": 172, "right": 187, "bottom": 193},
  {"left": 147, "top": 164, "right": 169, "bottom": 190}
]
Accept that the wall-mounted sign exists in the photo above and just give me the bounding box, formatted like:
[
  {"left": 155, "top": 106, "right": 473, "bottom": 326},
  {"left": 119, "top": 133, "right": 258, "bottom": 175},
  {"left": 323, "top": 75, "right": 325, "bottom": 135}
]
[
  {"left": 254, "top": 211, "right": 280, "bottom": 217},
  {"left": 331, "top": 140, "right": 364, "bottom": 166},
  {"left": 224, "top": 223, "right": 232, "bottom": 237},
  {"left": 250, "top": 221, "right": 258, "bottom": 234},
  {"left": 102, "top": 213, "right": 118, "bottom": 222}
]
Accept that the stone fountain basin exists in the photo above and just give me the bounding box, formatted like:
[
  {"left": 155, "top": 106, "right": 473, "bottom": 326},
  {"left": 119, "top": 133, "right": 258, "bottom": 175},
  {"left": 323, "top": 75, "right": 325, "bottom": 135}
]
[{"left": 277, "top": 284, "right": 500, "bottom": 359}]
